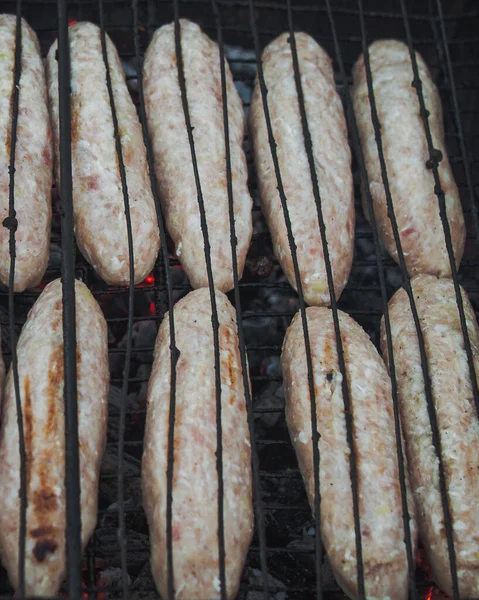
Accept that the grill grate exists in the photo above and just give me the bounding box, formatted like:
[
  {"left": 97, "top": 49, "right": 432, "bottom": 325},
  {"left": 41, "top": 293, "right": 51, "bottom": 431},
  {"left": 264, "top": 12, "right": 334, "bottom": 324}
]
[
  {"left": 6, "top": 3, "right": 27, "bottom": 597},
  {"left": 0, "top": 0, "right": 478, "bottom": 599},
  {"left": 56, "top": 0, "right": 84, "bottom": 594}
]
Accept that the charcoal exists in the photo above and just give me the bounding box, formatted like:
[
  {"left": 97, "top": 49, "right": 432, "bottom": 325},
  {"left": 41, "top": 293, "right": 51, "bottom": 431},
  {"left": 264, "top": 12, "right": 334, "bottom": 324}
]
[
  {"left": 130, "top": 561, "right": 157, "bottom": 600},
  {"left": 243, "top": 567, "right": 286, "bottom": 600},
  {"left": 95, "top": 528, "right": 149, "bottom": 574},
  {"left": 97, "top": 565, "right": 132, "bottom": 593}
]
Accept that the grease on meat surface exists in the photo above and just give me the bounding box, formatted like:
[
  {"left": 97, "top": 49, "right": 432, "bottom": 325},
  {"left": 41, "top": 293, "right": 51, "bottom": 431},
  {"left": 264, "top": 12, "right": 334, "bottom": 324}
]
[
  {"left": 142, "top": 288, "right": 253, "bottom": 599},
  {"left": 0, "top": 279, "right": 109, "bottom": 596}
]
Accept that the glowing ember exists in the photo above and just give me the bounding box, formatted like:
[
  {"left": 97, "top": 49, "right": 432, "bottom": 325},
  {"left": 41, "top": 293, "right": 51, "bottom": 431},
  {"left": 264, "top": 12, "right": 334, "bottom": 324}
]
[
  {"left": 416, "top": 546, "right": 433, "bottom": 579},
  {"left": 424, "top": 587, "right": 450, "bottom": 600}
]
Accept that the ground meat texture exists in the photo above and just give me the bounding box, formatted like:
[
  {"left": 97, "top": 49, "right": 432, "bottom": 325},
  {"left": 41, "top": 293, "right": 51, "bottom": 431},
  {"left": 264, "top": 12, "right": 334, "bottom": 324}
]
[
  {"left": 282, "top": 307, "right": 417, "bottom": 600},
  {"left": 0, "top": 279, "right": 109, "bottom": 596},
  {"left": 142, "top": 288, "right": 253, "bottom": 599},
  {"left": 0, "top": 15, "right": 52, "bottom": 292},
  {"left": 248, "top": 32, "right": 354, "bottom": 307},
  {"left": 142, "top": 19, "right": 252, "bottom": 293},
  {"left": 46, "top": 22, "right": 160, "bottom": 286},
  {"left": 381, "top": 274, "right": 479, "bottom": 598},
  {"left": 352, "top": 40, "right": 465, "bottom": 278}
]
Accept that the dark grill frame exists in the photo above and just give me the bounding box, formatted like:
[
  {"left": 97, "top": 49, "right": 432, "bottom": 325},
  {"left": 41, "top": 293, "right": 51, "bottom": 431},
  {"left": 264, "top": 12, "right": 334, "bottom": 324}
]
[{"left": 0, "top": 0, "right": 478, "bottom": 599}]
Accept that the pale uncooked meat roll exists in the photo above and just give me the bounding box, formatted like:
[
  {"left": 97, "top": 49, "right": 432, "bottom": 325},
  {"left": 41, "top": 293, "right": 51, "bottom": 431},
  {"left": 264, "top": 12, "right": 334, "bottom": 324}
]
[
  {"left": 0, "top": 279, "right": 109, "bottom": 597},
  {"left": 249, "top": 32, "right": 354, "bottom": 306},
  {"left": 143, "top": 19, "right": 252, "bottom": 293},
  {"left": 382, "top": 274, "right": 479, "bottom": 598},
  {"left": 282, "top": 307, "right": 416, "bottom": 600},
  {"left": 142, "top": 288, "right": 253, "bottom": 599},
  {"left": 0, "top": 14, "right": 52, "bottom": 291},
  {"left": 352, "top": 40, "right": 465, "bottom": 277},
  {"left": 46, "top": 22, "right": 160, "bottom": 286}
]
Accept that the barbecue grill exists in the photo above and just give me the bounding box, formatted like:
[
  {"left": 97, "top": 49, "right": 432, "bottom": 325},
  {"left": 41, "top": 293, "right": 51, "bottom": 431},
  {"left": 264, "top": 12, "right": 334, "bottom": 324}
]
[{"left": 0, "top": 0, "right": 478, "bottom": 598}]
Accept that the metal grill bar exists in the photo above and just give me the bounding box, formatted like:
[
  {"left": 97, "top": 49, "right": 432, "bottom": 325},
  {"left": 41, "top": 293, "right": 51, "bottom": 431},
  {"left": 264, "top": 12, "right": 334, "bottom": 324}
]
[
  {"left": 22, "top": 22, "right": 479, "bottom": 52},
  {"left": 98, "top": 0, "right": 137, "bottom": 596},
  {"left": 4, "top": 278, "right": 479, "bottom": 304},
  {"left": 323, "top": 2, "right": 419, "bottom": 597},
  {"left": 399, "top": 0, "right": 479, "bottom": 424},
  {"left": 56, "top": 0, "right": 83, "bottom": 595},
  {"left": 157, "top": 0, "right": 434, "bottom": 20},
  {"left": 31, "top": 21, "right": 479, "bottom": 45},
  {"left": 6, "top": 4, "right": 27, "bottom": 596},
  {"left": 429, "top": 7, "right": 479, "bottom": 182},
  {"left": 357, "top": 0, "right": 462, "bottom": 597},
  {"left": 211, "top": 0, "right": 269, "bottom": 596},
  {"left": 2, "top": 2, "right": 477, "bottom": 598},
  {"left": 6, "top": 273, "right": 479, "bottom": 300},
  {"left": 284, "top": 2, "right": 367, "bottom": 597},
  {"left": 0, "top": 0, "right": 461, "bottom": 19},
  {"left": 172, "top": 5, "right": 227, "bottom": 597},
  {"left": 6, "top": 0, "right": 456, "bottom": 20},
  {"left": 131, "top": 0, "right": 180, "bottom": 595},
  {"left": 248, "top": 0, "right": 331, "bottom": 596},
  {"left": 121, "top": 22, "right": 479, "bottom": 46}
]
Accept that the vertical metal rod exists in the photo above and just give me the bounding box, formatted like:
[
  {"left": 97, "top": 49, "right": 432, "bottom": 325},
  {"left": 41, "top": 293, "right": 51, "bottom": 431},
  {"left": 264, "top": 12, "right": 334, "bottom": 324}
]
[
  {"left": 172, "top": 3, "right": 227, "bottom": 597},
  {"left": 86, "top": 537, "right": 96, "bottom": 600},
  {"left": 323, "top": 2, "right": 418, "bottom": 597},
  {"left": 132, "top": 0, "right": 180, "bottom": 596},
  {"left": 357, "top": 1, "right": 460, "bottom": 598},
  {"left": 247, "top": 1, "right": 324, "bottom": 597},
  {"left": 211, "top": 0, "right": 269, "bottom": 597},
  {"left": 433, "top": 0, "right": 479, "bottom": 240},
  {"left": 5, "top": 4, "right": 27, "bottom": 596},
  {"left": 57, "top": 0, "right": 82, "bottom": 596},
  {"left": 400, "top": 0, "right": 479, "bottom": 426},
  {"left": 98, "top": 1, "right": 136, "bottom": 597},
  {"left": 398, "top": 5, "right": 470, "bottom": 598},
  {"left": 285, "top": 2, "right": 367, "bottom": 598}
]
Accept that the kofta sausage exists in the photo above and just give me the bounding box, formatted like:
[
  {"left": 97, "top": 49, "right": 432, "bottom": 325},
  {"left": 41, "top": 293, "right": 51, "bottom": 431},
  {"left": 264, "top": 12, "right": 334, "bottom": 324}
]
[
  {"left": 143, "top": 20, "right": 252, "bottom": 292},
  {"left": 0, "top": 14, "right": 52, "bottom": 291},
  {"left": 352, "top": 40, "right": 465, "bottom": 278},
  {"left": 46, "top": 22, "right": 160, "bottom": 286},
  {"left": 0, "top": 279, "right": 109, "bottom": 596},
  {"left": 249, "top": 32, "right": 354, "bottom": 306},
  {"left": 282, "top": 307, "right": 416, "bottom": 600},
  {"left": 382, "top": 274, "right": 479, "bottom": 598},
  {"left": 142, "top": 288, "right": 253, "bottom": 599}
]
